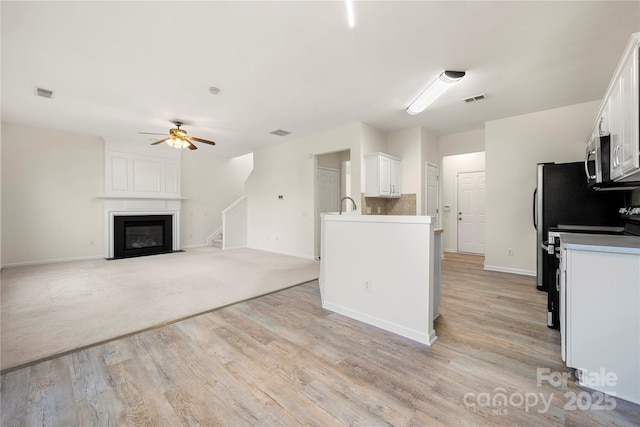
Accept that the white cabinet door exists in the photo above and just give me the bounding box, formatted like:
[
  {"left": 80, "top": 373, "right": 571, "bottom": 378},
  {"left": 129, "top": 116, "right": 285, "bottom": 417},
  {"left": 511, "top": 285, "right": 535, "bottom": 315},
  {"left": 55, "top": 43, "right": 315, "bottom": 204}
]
[
  {"left": 390, "top": 159, "right": 401, "bottom": 196},
  {"left": 560, "top": 248, "right": 567, "bottom": 363},
  {"left": 364, "top": 153, "right": 401, "bottom": 198},
  {"left": 608, "top": 40, "right": 639, "bottom": 182},
  {"left": 619, "top": 45, "right": 639, "bottom": 177},
  {"left": 379, "top": 155, "right": 391, "bottom": 197},
  {"left": 610, "top": 78, "right": 624, "bottom": 180},
  {"left": 564, "top": 248, "right": 640, "bottom": 404}
]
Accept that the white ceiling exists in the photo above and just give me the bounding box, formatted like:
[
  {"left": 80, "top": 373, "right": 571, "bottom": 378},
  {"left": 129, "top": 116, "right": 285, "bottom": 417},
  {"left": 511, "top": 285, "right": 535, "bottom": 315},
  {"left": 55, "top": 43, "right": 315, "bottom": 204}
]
[{"left": 2, "top": 1, "right": 639, "bottom": 158}]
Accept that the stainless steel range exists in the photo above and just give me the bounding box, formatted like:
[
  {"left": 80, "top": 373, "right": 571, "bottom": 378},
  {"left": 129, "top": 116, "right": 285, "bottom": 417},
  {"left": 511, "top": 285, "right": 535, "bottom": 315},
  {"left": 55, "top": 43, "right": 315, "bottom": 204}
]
[{"left": 544, "top": 206, "right": 640, "bottom": 329}]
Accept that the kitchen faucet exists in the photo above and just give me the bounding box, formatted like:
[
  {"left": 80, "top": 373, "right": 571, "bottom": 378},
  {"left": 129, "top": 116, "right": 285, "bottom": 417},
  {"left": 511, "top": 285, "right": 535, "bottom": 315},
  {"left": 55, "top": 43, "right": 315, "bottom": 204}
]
[{"left": 339, "top": 196, "right": 357, "bottom": 215}]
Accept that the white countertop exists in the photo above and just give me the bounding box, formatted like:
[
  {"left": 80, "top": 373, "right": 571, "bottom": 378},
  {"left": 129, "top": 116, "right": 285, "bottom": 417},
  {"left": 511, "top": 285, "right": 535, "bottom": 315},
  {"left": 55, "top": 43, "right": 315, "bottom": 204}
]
[
  {"left": 321, "top": 213, "right": 433, "bottom": 224},
  {"left": 560, "top": 233, "right": 640, "bottom": 255}
]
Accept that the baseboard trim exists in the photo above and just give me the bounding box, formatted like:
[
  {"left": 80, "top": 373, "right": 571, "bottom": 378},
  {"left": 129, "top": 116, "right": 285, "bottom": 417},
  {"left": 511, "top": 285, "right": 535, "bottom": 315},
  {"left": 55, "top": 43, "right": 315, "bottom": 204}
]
[
  {"left": 1, "top": 254, "right": 104, "bottom": 269},
  {"left": 322, "top": 301, "right": 436, "bottom": 346},
  {"left": 222, "top": 245, "right": 248, "bottom": 251},
  {"left": 247, "top": 245, "right": 316, "bottom": 261},
  {"left": 484, "top": 265, "right": 536, "bottom": 277},
  {"left": 181, "top": 244, "right": 208, "bottom": 249}
]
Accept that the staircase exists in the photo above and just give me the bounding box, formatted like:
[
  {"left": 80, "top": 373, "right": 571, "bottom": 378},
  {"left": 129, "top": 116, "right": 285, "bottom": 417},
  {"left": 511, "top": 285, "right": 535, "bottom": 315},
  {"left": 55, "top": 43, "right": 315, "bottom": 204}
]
[
  {"left": 207, "top": 196, "right": 247, "bottom": 251},
  {"left": 212, "top": 233, "right": 223, "bottom": 249}
]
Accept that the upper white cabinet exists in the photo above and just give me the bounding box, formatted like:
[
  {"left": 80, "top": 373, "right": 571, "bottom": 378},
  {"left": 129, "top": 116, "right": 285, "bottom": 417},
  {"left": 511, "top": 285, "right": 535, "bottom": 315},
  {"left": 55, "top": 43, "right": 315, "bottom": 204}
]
[
  {"left": 591, "top": 33, "right": 640, "bottom": 183},
  {"left": 365, "top": 152, "right": 401, "bottom": 198}
]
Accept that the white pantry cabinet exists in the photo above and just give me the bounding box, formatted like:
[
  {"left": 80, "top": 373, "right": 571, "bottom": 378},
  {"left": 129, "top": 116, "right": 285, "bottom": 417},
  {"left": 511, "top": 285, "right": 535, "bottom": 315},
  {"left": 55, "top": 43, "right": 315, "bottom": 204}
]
[
  {"left": 560, "top": 234, "right": 640, "bottom": 405},
  {"left": 365, "top": 152, "right": 401, "bottom": 198}
]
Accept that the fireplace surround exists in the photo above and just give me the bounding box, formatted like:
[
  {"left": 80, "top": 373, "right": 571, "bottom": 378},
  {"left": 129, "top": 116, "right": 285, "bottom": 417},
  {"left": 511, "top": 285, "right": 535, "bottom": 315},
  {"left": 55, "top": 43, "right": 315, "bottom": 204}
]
[
  {"left": 113, "top": 215, "right": 173, "bottom": 259},
  {"left": 102, "top": 147, "right": 182, "bottom": 259},
  {"left": 103, "top": 198, "right": 181, "bottom": 259}
]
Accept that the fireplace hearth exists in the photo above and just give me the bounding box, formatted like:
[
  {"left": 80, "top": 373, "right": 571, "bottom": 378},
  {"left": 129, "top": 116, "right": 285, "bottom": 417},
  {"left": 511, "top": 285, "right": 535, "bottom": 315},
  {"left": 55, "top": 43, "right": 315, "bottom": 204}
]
[{"left": 113, "top": 215, "right": 173, "bottom": 259}]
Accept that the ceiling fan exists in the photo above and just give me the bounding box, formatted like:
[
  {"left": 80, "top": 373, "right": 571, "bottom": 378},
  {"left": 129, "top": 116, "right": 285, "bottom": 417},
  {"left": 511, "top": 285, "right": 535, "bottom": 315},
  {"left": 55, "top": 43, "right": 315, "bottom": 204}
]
[{"left": 142, "top": 121, "right": 216, "bottom": 150}]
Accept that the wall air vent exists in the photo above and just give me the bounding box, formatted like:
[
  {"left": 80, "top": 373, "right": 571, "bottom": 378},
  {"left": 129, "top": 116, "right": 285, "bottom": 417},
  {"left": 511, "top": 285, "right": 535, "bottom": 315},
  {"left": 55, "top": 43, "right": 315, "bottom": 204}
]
[
  {"left": 463, "top": 93, "right": 486, "bottom": 103},
  {"left": 35, "top": 87, "right": 55, "bottom": 99},
  {"left": 270, "top": 129, "right": 291, "bottom": 137}
]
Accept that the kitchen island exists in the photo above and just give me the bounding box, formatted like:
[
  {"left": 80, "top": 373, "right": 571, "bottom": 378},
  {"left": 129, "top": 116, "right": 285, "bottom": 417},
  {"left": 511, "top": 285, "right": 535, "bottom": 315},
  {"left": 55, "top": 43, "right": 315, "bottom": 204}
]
[{"left": 319, "top": 213, "right": 438, "bottom": 346}]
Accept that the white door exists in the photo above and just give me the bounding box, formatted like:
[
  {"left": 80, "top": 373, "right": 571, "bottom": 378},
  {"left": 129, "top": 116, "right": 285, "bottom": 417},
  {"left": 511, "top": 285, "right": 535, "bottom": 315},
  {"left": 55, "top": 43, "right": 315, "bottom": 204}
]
[
  {"left": 316, "top": 167, "right": 340, "bottom": 257},
  {"left": 425, "top": 163, "right": 439, "bottom": 225},
  {"left": 457, "top": 171, "right": 485, "bottom": 255}
]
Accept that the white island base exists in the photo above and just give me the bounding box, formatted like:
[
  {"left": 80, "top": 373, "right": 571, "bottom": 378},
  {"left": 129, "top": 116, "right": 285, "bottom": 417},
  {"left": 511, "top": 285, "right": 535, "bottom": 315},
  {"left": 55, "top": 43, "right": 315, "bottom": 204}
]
[{"left": 319, "top": 213, "right": 438, "bottom": 346}]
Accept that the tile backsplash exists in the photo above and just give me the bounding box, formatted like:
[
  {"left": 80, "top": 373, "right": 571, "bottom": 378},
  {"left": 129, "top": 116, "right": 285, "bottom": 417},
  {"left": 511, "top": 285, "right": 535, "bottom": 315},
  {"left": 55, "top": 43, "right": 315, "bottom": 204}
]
[{"left": 360, "top": 193, "right": 417, "bottom": 215}]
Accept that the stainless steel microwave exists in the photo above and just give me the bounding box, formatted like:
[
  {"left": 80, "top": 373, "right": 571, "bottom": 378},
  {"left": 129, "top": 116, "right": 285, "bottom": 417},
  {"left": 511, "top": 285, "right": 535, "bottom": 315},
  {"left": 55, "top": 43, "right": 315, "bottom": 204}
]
[
  {"left": 585, "top": 134, "right": 610, "bottom": 188},
  {"left": 586, "top": 134, "right": 640, "bottom": 190}
]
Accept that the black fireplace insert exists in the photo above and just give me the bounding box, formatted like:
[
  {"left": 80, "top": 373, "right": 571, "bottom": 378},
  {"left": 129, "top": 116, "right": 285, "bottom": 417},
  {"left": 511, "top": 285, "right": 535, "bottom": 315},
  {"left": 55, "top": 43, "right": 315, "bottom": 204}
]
[{"left": 113, "top": 215, "right": 173, "bottom": 259}]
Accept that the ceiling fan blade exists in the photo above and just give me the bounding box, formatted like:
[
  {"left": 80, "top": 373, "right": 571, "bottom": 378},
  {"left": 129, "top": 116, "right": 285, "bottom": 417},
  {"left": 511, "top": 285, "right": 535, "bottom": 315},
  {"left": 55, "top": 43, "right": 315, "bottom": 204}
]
[
  {"left": 186, "top": 140, "right": 198, "bottom": 150},
  {"left": 139, "top": 131, "right": 167, "bottom": 135},
  {"left": 189, "top": 136, "right": 216, "bottom": 145},
  {"left": 150, "top": 137, "right": 170, "bottom": 145}
]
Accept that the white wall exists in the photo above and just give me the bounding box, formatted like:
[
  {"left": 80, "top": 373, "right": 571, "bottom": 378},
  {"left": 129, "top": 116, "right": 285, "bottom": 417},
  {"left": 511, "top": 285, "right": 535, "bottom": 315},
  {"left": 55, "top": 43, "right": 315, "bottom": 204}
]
[
  {"left": 387, "top": 127, "right": 422, "bottom": 213},
  {"left": 439, "top": 128, "right": 485, "bottom": 157},
  {"left": 320, "top": 214, "right": 436, "bottom": 345},
  {"left": 441, "top": 152, "right": 486, "bottom": 252},
  {"left": 223, "top": 197, "right": 248, "bottom": 250},
  {"left": 181, "top": 152, "right": 253, "bottom": 248},
  {"left": 360, "top": 123, "right": 387, "bottom": 189},
  {"left": 246, "top": 122, "right": 363, "bottom": 259},
  {"left": 0, "top": 123, "right": 3, "bottom": 266},
  {"left": 485, "top": 100, "right": 600, "bottom": 275},
  {"left": 1, "top": 123, "right": 104, "bottom": 265}
]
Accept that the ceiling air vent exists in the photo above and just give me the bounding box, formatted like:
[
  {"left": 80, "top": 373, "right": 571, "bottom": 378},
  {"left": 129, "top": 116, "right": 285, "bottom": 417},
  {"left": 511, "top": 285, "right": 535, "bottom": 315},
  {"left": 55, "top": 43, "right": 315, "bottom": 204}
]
[
  {"left": 270, "top": 129, "right": 291, "bottom": 137},
  {"left": 35, "top": 87, "right": 55, "bottom": 99},
  {"left": 463, "top": 93, "right": 486, "bottom": 103}
]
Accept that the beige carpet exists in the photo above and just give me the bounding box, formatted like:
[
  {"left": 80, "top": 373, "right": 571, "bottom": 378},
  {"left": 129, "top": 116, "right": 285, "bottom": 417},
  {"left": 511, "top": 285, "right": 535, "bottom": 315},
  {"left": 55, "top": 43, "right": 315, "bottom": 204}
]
[{"left": 0, "top": 247, "right": 319, "bottom": 372}]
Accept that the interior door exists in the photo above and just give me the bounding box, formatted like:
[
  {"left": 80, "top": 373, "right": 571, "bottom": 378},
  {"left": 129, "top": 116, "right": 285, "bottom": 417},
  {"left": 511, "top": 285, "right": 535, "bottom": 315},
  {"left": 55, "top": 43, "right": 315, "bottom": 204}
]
[
  {"left": 425, "top": 163, "right": 439, "bottom": 225},
  {"left": 316, "top": 166, "right": 340, "bottom": 257},
  {"left": 457, "top": 171, "right": 486, "bottom": 254}
]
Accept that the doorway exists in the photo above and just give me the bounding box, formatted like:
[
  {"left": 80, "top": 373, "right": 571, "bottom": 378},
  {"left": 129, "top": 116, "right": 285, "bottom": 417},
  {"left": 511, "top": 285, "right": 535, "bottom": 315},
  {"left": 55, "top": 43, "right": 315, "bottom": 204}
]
[
  {"left": 425, "top": 162, "right": 439, "bottom": 226},
  {"left": 317, "top": 167, "right": 340, "bottom": 214},
  {"left": 315, "top": 150, "right": 351, "bottom": 258},
  {"left": 457, "top": 171, "right": 486, "bottom": 255}
]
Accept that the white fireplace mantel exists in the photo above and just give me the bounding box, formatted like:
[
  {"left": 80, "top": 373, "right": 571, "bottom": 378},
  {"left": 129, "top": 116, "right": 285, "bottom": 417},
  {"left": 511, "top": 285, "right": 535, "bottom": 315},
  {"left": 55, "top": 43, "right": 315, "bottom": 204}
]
[
  {"left": 102, "top": 145, "right": 183, "bottom": 258},
  {"left": 103, "top": 198, "right": 181, "bottom": 259}
]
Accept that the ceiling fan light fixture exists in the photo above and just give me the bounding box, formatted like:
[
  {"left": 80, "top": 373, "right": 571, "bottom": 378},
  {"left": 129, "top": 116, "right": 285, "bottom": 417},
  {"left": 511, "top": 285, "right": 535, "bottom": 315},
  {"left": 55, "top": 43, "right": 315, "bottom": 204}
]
[
  {"left": 149, "top": 121, "right": 215, "bottom": 150},
  {"left": 165, "top": 136, "right": 182, "bottom": 149},
  {"left": 406, "top": 70, "right": 466, "bottom": 115}
]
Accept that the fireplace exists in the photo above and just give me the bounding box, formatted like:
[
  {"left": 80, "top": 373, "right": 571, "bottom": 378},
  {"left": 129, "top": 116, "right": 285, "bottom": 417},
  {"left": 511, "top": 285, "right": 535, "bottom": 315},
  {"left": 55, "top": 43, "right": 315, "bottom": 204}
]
[{"left": 113, "top": 215, "right": 173, "bottom": 259}]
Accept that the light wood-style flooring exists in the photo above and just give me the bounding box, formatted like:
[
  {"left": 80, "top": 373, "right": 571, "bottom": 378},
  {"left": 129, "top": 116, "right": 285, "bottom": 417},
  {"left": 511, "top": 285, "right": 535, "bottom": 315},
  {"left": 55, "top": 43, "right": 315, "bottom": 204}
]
[{"left": 2, "top": 253, "right": 639, "bottom": 426}]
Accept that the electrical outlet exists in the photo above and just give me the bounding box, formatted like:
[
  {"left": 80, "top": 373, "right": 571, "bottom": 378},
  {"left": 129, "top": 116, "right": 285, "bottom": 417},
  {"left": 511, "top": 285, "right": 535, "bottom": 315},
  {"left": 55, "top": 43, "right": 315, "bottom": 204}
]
[
  {"left": 364, "top": 280, "right": 372, "bottom": 292},
  {"left": 507, "top": 248, "right": 514, "bottom": 256}
]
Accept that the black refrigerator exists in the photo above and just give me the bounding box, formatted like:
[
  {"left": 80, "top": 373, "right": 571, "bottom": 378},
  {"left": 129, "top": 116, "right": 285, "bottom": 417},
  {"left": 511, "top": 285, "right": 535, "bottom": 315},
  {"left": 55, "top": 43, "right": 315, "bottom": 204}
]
[{"left": 534, "top": 162, "right": 627, "bottom": 291}]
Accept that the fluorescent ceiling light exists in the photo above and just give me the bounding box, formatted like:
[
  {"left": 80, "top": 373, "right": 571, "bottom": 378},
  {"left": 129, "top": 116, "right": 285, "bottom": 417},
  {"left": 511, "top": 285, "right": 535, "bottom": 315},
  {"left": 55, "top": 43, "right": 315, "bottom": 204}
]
[
  {"left": 406, "top": 71, "right": 465, "bottom": 115},
  {"left": 345, "top": 0, "right": 355, "bottom": 28}
]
